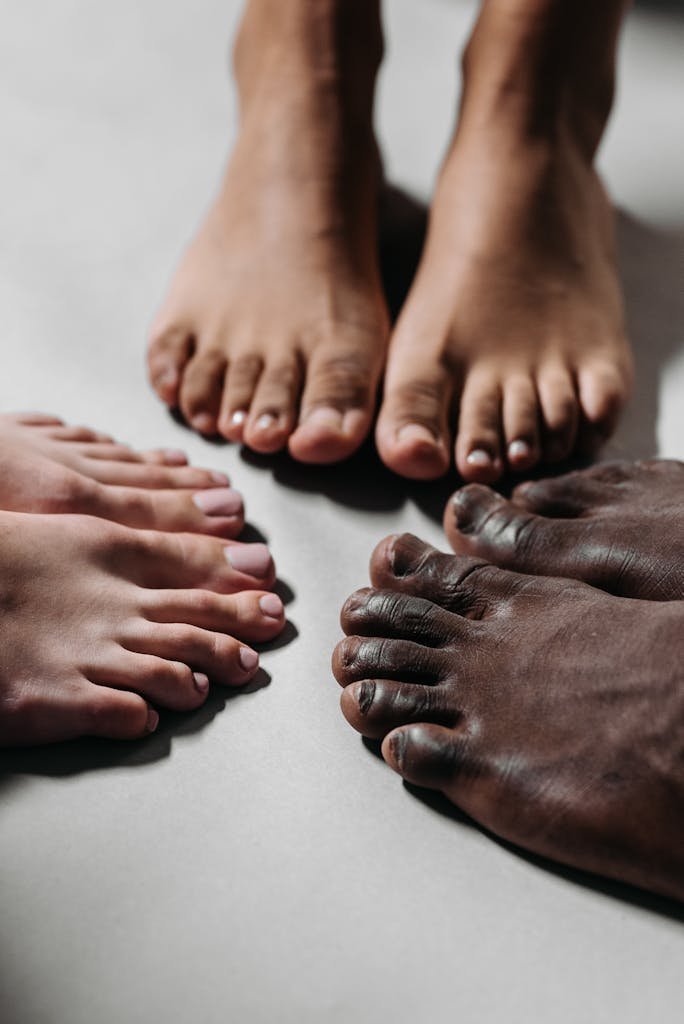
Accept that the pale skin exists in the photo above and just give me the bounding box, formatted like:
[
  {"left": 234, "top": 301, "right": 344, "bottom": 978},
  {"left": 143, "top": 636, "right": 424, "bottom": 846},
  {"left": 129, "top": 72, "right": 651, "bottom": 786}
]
[
  {"left": 0, "top": 412, "right": 285, "bottom": 746},
  {"left": 148, "top": 0, "right": 633, "bottom": 482}
]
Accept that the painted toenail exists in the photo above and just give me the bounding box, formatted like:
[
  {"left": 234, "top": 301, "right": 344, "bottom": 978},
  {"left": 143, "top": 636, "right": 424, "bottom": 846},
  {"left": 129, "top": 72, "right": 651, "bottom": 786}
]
[
  {"left": 508, "top": 440, "right": 532, "bottom": 461},
  {"left": 226, "top": 543, "right": 272, "bottom": 577},
  {"left": 193, "top": 672, "right": 210, "bottom": 694},
  {"left": 303, "top": 407, "right": 344, "bottom": 432},
  {"left": 162, "top": 448, "right": 188, "bottom": 465},
  {"left": 231, "top": 410, "right": 247, "bottom": 427},
  {"left": 193, "top": 487, "right": 243, "bottom": 516},
  {"left": 146, "top": 708, "right": 160, "bottom": 733},
  {"left": 397, "top": 423, "right": 439, "bottom": 447},
  {"left": 255, "top": 413, "right": 277, "bottom": 432},
  {"left": 157, "top": 369, "right": 179, "bottom": 389},
  {"left": 259, "top": 593, "right": 284, "bottom": 619},
  {"left": 192, "top": 413, "right": 215, "bottom": 434},
  {"left": 210, "top": 471, "right": 231, "bottom": 485},
  {"left": 239, "top": 647, "right": 259, "bottom": 672},
  {"left": 467, "top": 449, "right": 493, "bottom": 468}
]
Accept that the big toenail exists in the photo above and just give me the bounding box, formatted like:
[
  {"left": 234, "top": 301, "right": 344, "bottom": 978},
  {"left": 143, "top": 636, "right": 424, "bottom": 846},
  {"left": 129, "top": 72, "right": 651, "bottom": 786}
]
[
  {"left": 303, "top": 407, "right": 343, "bottom": 431},
  {"left": 146, "top": 708, "right": 160, "bottom": 733},
  {"left": 508, "top": 440, "right": 532, "bottom": 461},
  {"left": 259, "top": 593, "right": 283, "bottom": 619},
  {"left": 162, "top": 448, "right": 188, "bottom": 465},
  {"left": 231, "top": 410, "right": 247, "bottom": 427},
  {"left": 239, "top": 647, "right": 259, "bottom": 672},
  {"left": 255, "top": 413, "right": 277, "bottom": 432},
  {"left": 210, "top": 471, "right": 231, "bottom": 485},
  {"left": 193, "top": 672, "right": 210, "bottom": 694},
  {"left": 397, "top": 423, "right": 439, "bottom": 447},
  {"left": 226, "top": 543, "right": 272, "bottom": 576},
  {"left": 193, "top": 487, "right": 243, "bottom": 516},
  {"left": 192, "top": 413, "right": 215, "bottom": 434},
  {"left": 467, "top": 449, "right": 493, "bottom": 468}
]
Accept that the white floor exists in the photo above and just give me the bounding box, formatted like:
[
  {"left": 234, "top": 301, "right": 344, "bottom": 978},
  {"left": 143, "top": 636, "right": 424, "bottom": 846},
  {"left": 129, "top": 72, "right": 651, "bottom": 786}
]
[{"left": 0, "top": 2, "right": 683, "bottom": 1023}]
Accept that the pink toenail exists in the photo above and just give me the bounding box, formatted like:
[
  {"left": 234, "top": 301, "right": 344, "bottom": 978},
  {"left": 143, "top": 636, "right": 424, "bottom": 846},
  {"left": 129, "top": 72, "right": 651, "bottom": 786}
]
[
  {"left": 226, "top": 543, "right": 272, "bottom": 577},
  {"left": 255, "top": 413, "right": 277, "bottom": 432},
  {"left": 259, "top": 593, "right": 283, "bottom": 619},
  {"left": 192, "top": 413, "right": 215, "bottom": 434},
  {"left": 303, "top": 407, "right": 343, "bottom": 431},
  {"left": 157, "top": 369, "right": 179, "bottom": 390},
  {"left": 162, "top": 448, "right": 188, "bottom": 465},
  {"left": 239, "top": 647, "right": 259, "bottom": 672},
  {"left": 231, "top": 410, "right": 247, "bottom": 427},
  {"left": 193, "top": 672, "right": 210, "bottom": 694},
  {"left": 146, "top": 708, "right": 159, "bottom": 733},
  {"left": 193, "top": 487, "right": 243, "bottom": 516},
  {"left": 508, "top": 440, "right": 532, "bottom": 461},
  {"left": 397, "top": 423, "right": 439, "bottom": 447},
  {"left": 210, "top": 471, "right": 231, "bottom": 485},
  {"left": 467, "top": 449, "right": 493, "bottom": 468}
]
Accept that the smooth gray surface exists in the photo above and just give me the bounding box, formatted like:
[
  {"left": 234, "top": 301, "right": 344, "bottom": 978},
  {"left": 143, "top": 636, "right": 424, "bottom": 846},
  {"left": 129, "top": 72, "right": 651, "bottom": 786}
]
[{"left": 1, "top": 2, "right": 683, "bottom": 1022}]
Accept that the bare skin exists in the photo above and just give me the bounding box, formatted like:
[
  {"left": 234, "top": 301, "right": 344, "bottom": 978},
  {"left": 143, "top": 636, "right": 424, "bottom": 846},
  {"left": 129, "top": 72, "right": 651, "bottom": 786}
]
[
  {"left": 0, "top": 511, "right": 284, "bottom": 747},
  {"left": 148, "top": 0, "right": 632, "bottom": 482},
  {"left": 333, "top": 533, "right": 684, "bottom": 902},
  {"left": 445, "top": 459, "right": 684, "bottom": 601},
  {"left": 0, "top": 412, "right": 247, "bottom": 537},
  {"left": 148, "top": 0, "right": 389, "bottom": 463}
]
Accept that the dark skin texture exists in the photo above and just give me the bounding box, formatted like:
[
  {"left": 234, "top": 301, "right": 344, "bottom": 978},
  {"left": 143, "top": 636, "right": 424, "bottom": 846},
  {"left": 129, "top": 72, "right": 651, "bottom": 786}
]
[
  {"left": 444, "top": 459, "right": 684, "bottom": 600},
  {"left": 333, "top": 533, "right": 684, "bottom": 902}
]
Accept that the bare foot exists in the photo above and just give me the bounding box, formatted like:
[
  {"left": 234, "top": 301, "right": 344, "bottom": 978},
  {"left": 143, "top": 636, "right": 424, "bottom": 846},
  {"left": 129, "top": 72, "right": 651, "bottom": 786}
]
[
  {"left": 333, "top": 534, "right": 684, "bottom": 902},
  {"left": 0, "top": 412, "right": 247, "bottom": 537},
  {"left": 444, "top": 459, "right": 684, "bottom": 601},
  {"left": 0, "top": 511, "right": 283, "bottom": 747},
  {"left": 148, "top": 0, "right": 389, "bottom": 463},
  {"left": 377, "top": 0, "right": 633, "bottom": 481}
]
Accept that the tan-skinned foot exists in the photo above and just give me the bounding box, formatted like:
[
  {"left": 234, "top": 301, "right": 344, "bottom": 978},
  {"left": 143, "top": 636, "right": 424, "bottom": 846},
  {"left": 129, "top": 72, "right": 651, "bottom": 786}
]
[
  {"left": 333, "top": 534, "right": 684, "bottom": 902},
  {"left": 0, "top": 412, "right": 248, "bottom": 537},
  {"left": 0, "top": 511, "right": 284, "bottom": 747},
  {"left": 148, "top": 0, "right": 389, "bottom": 464},
  {"left": 377, "top": 0, "right": 633, "bottom": 482}
]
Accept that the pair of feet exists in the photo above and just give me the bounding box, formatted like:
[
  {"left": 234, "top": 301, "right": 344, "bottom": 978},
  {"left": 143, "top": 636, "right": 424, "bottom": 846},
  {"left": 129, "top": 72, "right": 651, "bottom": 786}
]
[
  {"left": 334, "top": 460, "right": 684, "bottom": 902},
  {"left": 0, "top": 413, "right": 286, "bottom": 746},
  {"left": 147, "top": 0, "right": 633, "bottom": 484}
]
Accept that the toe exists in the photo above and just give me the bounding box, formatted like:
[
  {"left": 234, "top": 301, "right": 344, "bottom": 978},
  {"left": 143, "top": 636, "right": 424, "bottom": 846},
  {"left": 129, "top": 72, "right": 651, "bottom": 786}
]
[
  {"left": 147, "top": 325, "right": 193, "bottom": 406},
  {"left": 218, "top": 353, "right": 263, "bottom": 441},
  {"left": 577, "top": 361, "right": 630, "bottom": 454},
  {"left": 123, "top": 624, "right": 260, "bottom": 689},
  {"left": 89, "top": 652, "right": 209, "bottom": 712},
  {"left": 243, "top": 355, "right": 302, "bottom": 454},
  {"left": 376, "top": 354, "right": 452, "bottom": 480},
  {"left": 79, "top": 458, "right": 229, "bottom": 491},
  {"left": 84, "top": 686, "right": 157, "bottom": 741},
  {"left": 178, "top": 349, "right": 227, "bottom": 435},
  {"left": 340, "top": 588, "right": 469, "bottom": 647},
  {"left": 502, "top": 374, "right": 540, "bottom": 472},
  {"left": 537, "top": 364, "right": 579, "bottom": 463},
  {"left": 11, "top": 412, "right": 65, "bottom": 426},
  {"left": 288, "top": 337, "right": 381, "bottom": 464},
  {"left": 382, "top": 722, "right": 475, "bottom": 793},
  {"left": 87, "top": 483, "right": 245, "bottom": 538},
  {"left": 341, "top": 680, "right": 456, "bottom": 739},
  {"left": 455, "top": 369, "right": 504, "bottom": 483},
  {"left": 511, "top": 472, "right": 610, "bottom": 517},
  {"left": 142, "top": 588, "right": 285, "bottom": 643},
  {"left": 332, "top": 635, "right": 445, "bottom": 687}
]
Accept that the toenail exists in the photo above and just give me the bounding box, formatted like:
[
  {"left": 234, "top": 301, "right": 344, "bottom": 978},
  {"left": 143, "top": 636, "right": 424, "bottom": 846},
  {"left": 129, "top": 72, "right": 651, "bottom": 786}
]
[
  {"left": 387, "top": 729, "right": 407, "bottom": 768},
  {"left": 302, "top": 407, "right": 344, "bottom": 432},
  {"left": 193, "top": 672, "right": 210, "bottom": 694},
  {"left": 255, "top": 413, "right": 277, "bottom": 432},
  {"left": 508, "top": 440, "right": 532, "bottom": 462},
  {"left": 146, "top": 708, "right": 160, "bottom": 733},
  {"left": 356, "top": 680, "right": 376, "bottom": 715},
  {"left": 397, "top": 423, "right": 439, "bottom": 447},
  {"left": 466, "top": 449, "right": 493, "bottom": 469},
  {"left": 231, "top": 410, "right": 247, "bottom": 427},
  {"left": 259, "top": 593, "right": 284, "bottom": 619},
  {"left": 157, "top": 369, "right": 179, "bottom": 389},
  {"left": 210, "top": 471, "right": 231, "bottom": 485},
  {"left": 239, "top": 647, "right": 259, "bottom": 672},
  {"left": 226, "top": 543, "right": 272, "bottom": 577},
  {"left": 193, "top": 487, "right": 243, "bottom": 516},
  {"left": 162, "top": 448, "right": 188, "bottom": 465},
  {"left": 192, "top": 413, "right": 215, "bottom": 434}
]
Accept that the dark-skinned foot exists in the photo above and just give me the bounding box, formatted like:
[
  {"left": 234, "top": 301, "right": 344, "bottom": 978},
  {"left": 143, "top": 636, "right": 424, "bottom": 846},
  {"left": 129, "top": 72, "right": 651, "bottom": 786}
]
[
  {"left": 333, "top": 533, "right": 684, "bottom": 902},
  {"left": 444, "top": 459, "right": 684, "bottom": 600}
]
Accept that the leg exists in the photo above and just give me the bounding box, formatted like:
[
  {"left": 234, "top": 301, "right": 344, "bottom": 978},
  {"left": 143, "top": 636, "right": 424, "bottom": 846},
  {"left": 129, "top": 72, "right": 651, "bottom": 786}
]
[
  {"left": 148, "top": 0, "right": 389, "bottom": 463},
  {"left": 0, "top": 511, "right": 285, "bottom": 746},
  {"left": 378, "top": 0, "right": 633, "bottom": 481},
  {"left": 333, "top": 534, "right": 684, "bottom": 902},
  {"left": 443, "top": 459, "right": 684, "bottom": 600}
]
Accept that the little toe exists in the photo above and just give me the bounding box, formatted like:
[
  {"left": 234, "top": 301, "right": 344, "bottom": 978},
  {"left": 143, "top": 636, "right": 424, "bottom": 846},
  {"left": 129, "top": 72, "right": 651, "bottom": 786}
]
[
  {"left": 577, "top": 361, "right": 630, "bottom": 455},
  {"left": 218, "top": 353, "right": 263, "bottom": 441},
  {"left": 333, "top": 635, "right": 445, "bottom": 688},
  {"left": 178, "top": 349, "right": 227, "bottom": 435},
  {"left": 89, "top": 652, "right": 208, "bottom": 712},
  {"left": 455, "top": 370, "right": 504, "bottom": 483},
  {"left": 243, "top": 357, "right": 302, "bottom": 453},
  {"left": 382, "top": 722, "right": 475, "bottom": 794},
  {"left": 84, "top": 686, "right": 157, "bottom": 741},
  {"left": 537, "top": 364, "right": 579, "bottom": 463},
  {"left": 341, "top": 680, "right": 456, "bottom": 739},
  {"left": 123, "top": 624, "right": 260, "bottom": 689},
  {"left": 288, "top": 341, "right": 380, "bottom": 464},
  {"left": 376, "top": 359, "right": 452, "bottom": 480},
  {"left": 341, "top": 588, "right": 469, "bottom": 648},
  {"left": 142, "top": 588, "right": 285, "bottom": 643},
  {"left": 147, "top": 326, "right": 193, "bottom": 406},
  {"left": 502, "top": 375, "right": 540, "bottom": 472}
]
